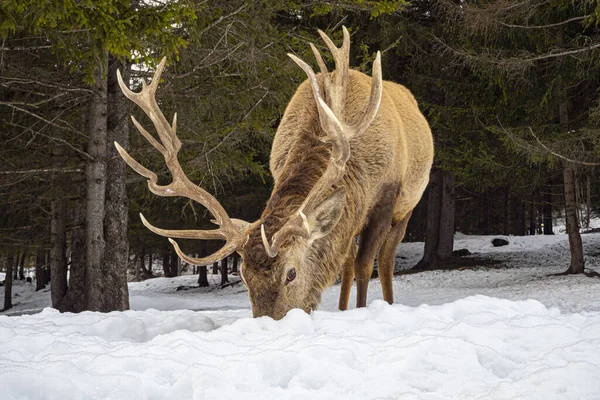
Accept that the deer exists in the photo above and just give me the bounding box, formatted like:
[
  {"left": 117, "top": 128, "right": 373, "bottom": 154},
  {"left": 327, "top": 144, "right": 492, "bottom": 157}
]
[{"left": 115, "top": 27, "right": 434, "bottom": 320}]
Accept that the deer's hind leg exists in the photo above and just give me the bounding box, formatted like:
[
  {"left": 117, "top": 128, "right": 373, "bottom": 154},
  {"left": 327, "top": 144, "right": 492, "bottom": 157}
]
[
  {"left": 354, "top": 184, "right": 399, "bottom": 308},
  {"left": 377, "top": 211, "right": 412, "bottom": 304}
]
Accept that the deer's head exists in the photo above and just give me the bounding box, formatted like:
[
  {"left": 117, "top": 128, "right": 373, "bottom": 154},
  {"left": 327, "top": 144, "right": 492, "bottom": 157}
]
[{"left": 115, "top": 27, "right": 381, "bottom": 320}]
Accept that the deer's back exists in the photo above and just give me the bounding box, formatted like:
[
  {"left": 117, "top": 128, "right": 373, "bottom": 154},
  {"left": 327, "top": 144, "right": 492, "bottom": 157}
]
[{"left": 270, "top": 69, "right": 433, "bottom": 227}]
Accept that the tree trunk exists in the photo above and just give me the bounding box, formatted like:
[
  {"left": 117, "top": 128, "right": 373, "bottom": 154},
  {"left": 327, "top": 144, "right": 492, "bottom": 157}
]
[
  {"left": 232, "top": 253, "right": 239, "bottom": 274},
  {"left": 220, "top": 257, "right": 229, "bottom": 285},
  {"left": 50, "top": 189, "right": 68, "bottom": 309},
  {"left": 84, "top": 55, "right": 109, "bottom": 311},
  {"left": 513, "top": 196, "right": 526, "bottom": 236},
  {"left": 414, "top": 170, "right": 455, "bottom": 269},
  {"left": 103, "top": 55, "right": 130, "bottom": 311},
  {"left": 212, "top": 261, "right": 219, "bottom": 275},
  {"left": 198, "top": 266, "right": 209, "bottom": 287},
  {"left": 585, "top": 176, "right": 591, "bottom": 229},
  {"left": 414, "top": 170, "right": 442, "bottom": 269},
  {"left": 563, "top": 168, "right": 584, "bottom": 274},
  {"left": 13, "top": 253, "right": 19, "bottom": 281},
  {"left": 503, "top": 189, "right": 510, "bottom": 236},
  {"left": 140, "top": 249, "right": 153, "bottom": 278},
  {"left": 62, "top": 192, "right": 87, "bottom": 313},
  {"left": 198, "top": 242, "right": 209, "bottom": 287},
  {"left": 18, "top": 251, "right": 26, "bottom": 280},
  {"left": 437, "top": 173, "right": 455, "bottom": 259},
  {"left": 162, "top": 252, "right": 171, "bottom": 277},
  {"left": 136, "top": 248, "right": 144, "bottom": 282},
  {"left": 172, "top": 252, "right": 180, "bottom": 277},
  {"left": 529, "top": 195, "right": 536, "bottom": 235},
  {"left": 543, "top": 179, "right": 553, "bottom": 235},
  {"left": 3, "top": 250, "right": 15, "bottom": 311},
  {"left": 35, "top": 249, "right": 46, "bottom": 291}
]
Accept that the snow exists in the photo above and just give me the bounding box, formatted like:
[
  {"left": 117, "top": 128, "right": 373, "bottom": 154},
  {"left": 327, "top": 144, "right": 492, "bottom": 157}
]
[{"left": 1, "top": 232, "right": 600, "bottom": 399}]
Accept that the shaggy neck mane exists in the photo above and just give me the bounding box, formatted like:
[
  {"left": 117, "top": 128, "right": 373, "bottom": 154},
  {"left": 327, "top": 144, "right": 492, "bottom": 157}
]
[{"left": 243, "top": 130, "right": 341, "bottom": 270}]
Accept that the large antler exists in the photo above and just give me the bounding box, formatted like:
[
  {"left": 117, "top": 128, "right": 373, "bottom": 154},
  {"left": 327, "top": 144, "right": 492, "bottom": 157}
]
[
  {"left": 261, "top": 26, "right": 382, "bottom": 257},
  {"left": 115, "top": 58, "right": 249, "bottom": 266}
]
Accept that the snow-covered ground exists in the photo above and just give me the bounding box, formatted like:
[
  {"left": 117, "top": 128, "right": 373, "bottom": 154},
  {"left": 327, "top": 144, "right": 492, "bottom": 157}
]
[{"left": 1, "top": 232, "right": 600, "bottom": 399}]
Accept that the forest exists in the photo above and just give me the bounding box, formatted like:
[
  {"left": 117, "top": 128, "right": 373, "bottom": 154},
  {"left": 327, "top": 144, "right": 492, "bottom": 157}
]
[{"left": 1, "top": 0, "right": 599, "bottom": 311}]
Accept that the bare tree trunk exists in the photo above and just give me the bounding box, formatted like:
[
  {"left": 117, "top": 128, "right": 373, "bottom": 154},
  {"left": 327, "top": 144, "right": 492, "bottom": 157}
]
[
  {"left": 140, "top": 249, "right": 153, "bottom": 278},
  {"left": 3, "top": 250, "right": 15, "bottom": 310},
  {"left": 162, "top": 252, "right": 171, "bottom": 277},
  {"left": 414, "top": 170, "right": 454, "bottom": 269},
  {"left": 529, "top": 195, "right": 536, "bottom": 235},
  {"left": 437, "top": 173, "right": 455, "bottom": 259},
  {"left": 575, "top": 177, "right": 583, "bottom": 226},
  {"left": 554, "top": 41, "right": 584, "bottom": 273},
  {"left": 103, "top": 55, "right": 130, "bottom": 311},
  {"left": 586, "top": 176, "right": 591, "bottom": 228},
  {"left": 503, "top": 189, "right": 510, "bottom": 236},
  {"left": 35, "top": 249, "right": 46, "bottom": 291},
  {"left": 543, "top": 179, "right": 554, "bottom": 235},
  {"left": 220, "top": 257, "right": 229, "bottom": 285},
  {"left": 414, "top": 170, "right": 442, "bottom": 269},
  {"left": 232, "top": 253, "right": 239, "bottom": 274},
  {"left": 13, "top": 253, "right": 19, "bottom": 281},
  {"left": 62, "top": 192, "right": 87, "bottom": 313},
  {"left": 563, "top": 168, "right": 584, "bottom": 274},
  {"left": 50, "top": 190, "right": 68, "bottom": 309},
  {"left": 45, "top": 251, "right": 51, "bottom": 285},
  {"left": 18, "top": 251, "right": 26, "bottom": 280},
  {"left": 136, "top": 248, "right": 144, "bottom": 282},
  {"left": 513, "top": 196, "right": 526, "bottom": 236},
  {"left": 84, "top": 55, "right": 109, "bottom": 311},
  {"left": 131, "top": 252, "right": 138, "bottom": 281},
  {"left": 212, "top": 261, "right": 218, "bottom": 275},
  {"left": 198, "top": 265, "right": 209, "bottom": 287},
  {"left": 198, "top": 242, "right": 209, "bottom": 287}
]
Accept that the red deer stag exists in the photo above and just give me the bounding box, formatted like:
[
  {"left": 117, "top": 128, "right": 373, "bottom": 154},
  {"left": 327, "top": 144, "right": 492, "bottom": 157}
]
[{"left": 115, "top": 27, "right": 433, "bottom": 320}]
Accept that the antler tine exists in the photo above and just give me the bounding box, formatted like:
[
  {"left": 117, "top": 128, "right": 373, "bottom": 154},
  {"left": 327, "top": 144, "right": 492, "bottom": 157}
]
[
  {"left": 288, "top": 53, "right": 344, "bottom": 142},
  {"left": 117, "top": 57, "right": 180, "bottom": 156},
  {"left": 115, "top": 57, "right": 250, "bottom": 266},
  {"left": 140, "top": 213, "right": 225, "bottom": 241},
  {"left": 169, "top": 238, "right": 240, "bottom": 267},
  {"left": 317, "top": 26, "right": 350, "bottom": 118},
  {"left": 261, "top": 212, "right": 310, "bottom": 258},
  {"left": 288, "top": 54, "right": 323, "bottom": 107},
  {"left": 354, "top": 51, "right": 383, "bottom": 135}
]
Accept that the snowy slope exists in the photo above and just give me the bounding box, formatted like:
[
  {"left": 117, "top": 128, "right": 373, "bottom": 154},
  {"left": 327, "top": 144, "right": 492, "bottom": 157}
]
[
  {"left": 1, "top": 232, "right": 600, "bottom": 399},
  {"left": 1, "top": 297, "right": 599, "bottom": 399}
]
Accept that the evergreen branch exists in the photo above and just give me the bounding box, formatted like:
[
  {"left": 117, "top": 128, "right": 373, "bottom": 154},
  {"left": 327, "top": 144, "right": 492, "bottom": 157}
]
[
  {"left": 519, "top": 42, "right": 600, "bottom": 63},
  {"left": 0, "top": 93, "right": 67, "bottom": 108},
  {"left": 434, "top": 35, "right": 600, "bottom": 71},
  {"left": 527, "top": 127, "right": 600, "bottom": 166},
  {"left": 3, "top": 121, "right": 92, "bottom": 161},
  {"left": 197, "top": 2, "right": 247, "bottom": 38},
  {"left": 0, "top": 102, "right": 84, "bottom": 138},
  {"left": 0, "top": 168, "right": 84, "bottom": 175},
  {"left": 0, "top": 45, "right": 53, "bottom": 51},
  {"left": 0, "top": 77, "right": 94, "bottom": 94},
  {"left": 499, "top": 15, "right": 589, "bottom": 29}
]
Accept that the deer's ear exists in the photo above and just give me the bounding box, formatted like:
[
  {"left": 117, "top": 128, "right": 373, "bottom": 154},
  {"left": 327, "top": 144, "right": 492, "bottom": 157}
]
[{"left": 306, "top": 187, "right": 346, "bottom": 241}]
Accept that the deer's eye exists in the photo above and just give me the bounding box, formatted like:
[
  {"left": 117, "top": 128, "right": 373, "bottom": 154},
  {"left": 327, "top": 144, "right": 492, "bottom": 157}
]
[{"left": 286, "top": 268, "right": 296, "bottom": 284}]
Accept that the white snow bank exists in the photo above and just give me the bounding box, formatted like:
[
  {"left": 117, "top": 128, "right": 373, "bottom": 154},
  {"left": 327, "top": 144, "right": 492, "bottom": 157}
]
[{"left": 1, "top": 296, "right": 599, "bottom": 399}]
